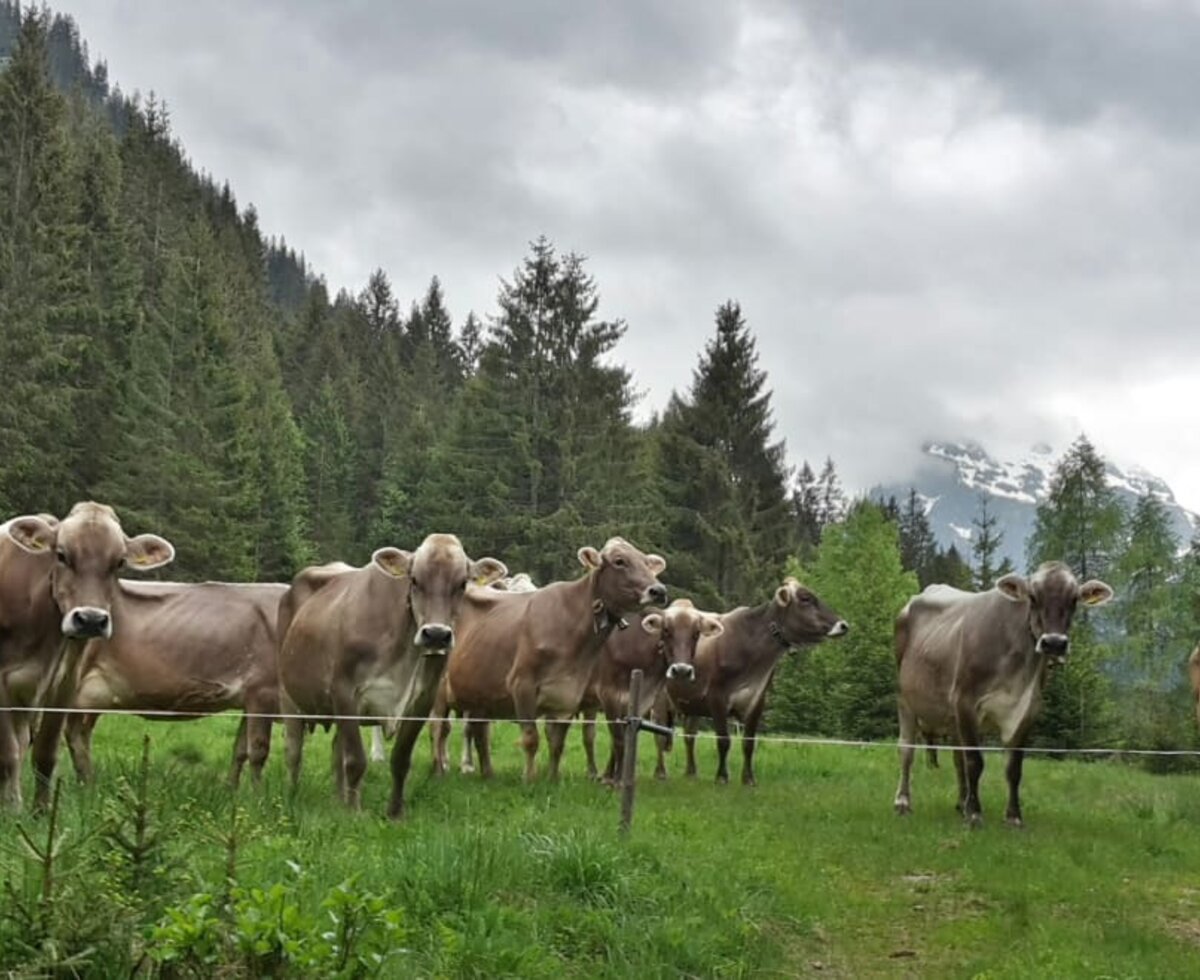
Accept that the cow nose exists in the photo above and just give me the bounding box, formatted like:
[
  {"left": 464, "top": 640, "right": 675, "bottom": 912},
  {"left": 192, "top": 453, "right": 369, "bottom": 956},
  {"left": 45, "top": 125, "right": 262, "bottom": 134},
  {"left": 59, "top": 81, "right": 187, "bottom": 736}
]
[
  {"left": 65, "top": 607, "right": 111, "bottom": 639},
  {"left": 417, "top": 624, "right": 453, "bottom": 652},
  {"left": 644, "top": 584, "right": 668, "bottom": 607},
  {"left": 667, "top": 663, "right": 695, "bottom": 681},
  {"left": 1037, "top": 633, "right": 1069, "bottom": 656},
  {"left": 827, "top": 620, "right": 849, "bottom": 637}
]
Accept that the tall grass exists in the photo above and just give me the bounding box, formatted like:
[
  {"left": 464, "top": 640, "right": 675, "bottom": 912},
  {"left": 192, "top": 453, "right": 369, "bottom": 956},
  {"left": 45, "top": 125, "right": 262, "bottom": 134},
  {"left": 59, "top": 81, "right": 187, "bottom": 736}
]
[{"left": 1, "top": 715, "right": 1198, "bottom": 976}]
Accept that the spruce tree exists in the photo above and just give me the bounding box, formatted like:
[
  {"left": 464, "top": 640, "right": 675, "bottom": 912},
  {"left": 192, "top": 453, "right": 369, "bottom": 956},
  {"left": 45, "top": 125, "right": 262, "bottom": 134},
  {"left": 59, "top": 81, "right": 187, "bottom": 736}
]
[
  {"left": 970, "top": 494, "right": 1006, "bottom": 590},
  {"left": 898, "top": 488, "right": 938, "bottom": 587}
]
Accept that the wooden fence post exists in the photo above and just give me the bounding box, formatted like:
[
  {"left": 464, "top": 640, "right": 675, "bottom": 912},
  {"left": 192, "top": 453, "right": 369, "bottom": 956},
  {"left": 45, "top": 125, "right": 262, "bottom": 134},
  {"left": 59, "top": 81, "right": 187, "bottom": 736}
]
[{"left": 619, "top": 669, "right": 643, "bottom": 835}]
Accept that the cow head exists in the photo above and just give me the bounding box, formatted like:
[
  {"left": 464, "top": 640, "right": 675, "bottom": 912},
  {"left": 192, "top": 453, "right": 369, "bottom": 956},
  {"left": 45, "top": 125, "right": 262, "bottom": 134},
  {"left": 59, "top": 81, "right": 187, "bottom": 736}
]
[
  {"left": 772, "top": 577, "right": 849, "bottom": 646},
  {"left": 996, "top": 563, "right": 1113, "bottom": 663},
  {"left": 640, "top": 598, "right": 722, "bottom": 683},
  {"left": 372, "top": 534, "right": 506, "bottom": 654},
  {"left": 2, "top": 501, "right": 174, "bottom": 640},
  {"left": 577, "top": 537, "right": 668, "bottom": 614}
]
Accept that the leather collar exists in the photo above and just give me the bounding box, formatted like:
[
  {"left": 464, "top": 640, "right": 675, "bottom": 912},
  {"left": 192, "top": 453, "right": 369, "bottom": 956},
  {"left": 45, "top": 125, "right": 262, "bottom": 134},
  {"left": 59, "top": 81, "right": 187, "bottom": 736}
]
[
  {"left": 768, "top": 620, "right": 793, "bottom": 650},
  {"left": 592, "top": 599, "right": 628, "bottom": 635}
]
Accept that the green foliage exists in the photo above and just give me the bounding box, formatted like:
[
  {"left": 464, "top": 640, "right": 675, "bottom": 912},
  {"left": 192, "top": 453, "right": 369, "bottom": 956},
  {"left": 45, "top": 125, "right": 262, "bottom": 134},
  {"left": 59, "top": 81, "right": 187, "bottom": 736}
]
[{"left": 772, "top": 500, "right": 918, "bottom": 737}]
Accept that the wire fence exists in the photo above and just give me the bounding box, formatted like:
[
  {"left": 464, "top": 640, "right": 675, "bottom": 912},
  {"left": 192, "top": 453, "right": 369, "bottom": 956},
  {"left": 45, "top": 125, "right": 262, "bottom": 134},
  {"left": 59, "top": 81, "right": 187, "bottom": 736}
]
[{"left": 6, "top": 704, "right": 1200, "bottom": 757}]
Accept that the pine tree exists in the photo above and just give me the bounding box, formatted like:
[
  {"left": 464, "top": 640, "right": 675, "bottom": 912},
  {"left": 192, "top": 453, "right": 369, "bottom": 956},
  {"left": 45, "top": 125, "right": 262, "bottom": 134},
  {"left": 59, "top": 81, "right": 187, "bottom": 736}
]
[
  {"left": 792, "top": 461, "right": 822, "bottom": 561},
  {"left": 970, "top": 494, "right": 1006, "bottom": 591},
  {"left": 1116, "top": 492, "right": 1179, "bottom": 681},
  {"left": 658, "top": 300, "right": 792, "bottom": 605},
  {"left": 898, "top": 488, "right": 938, "bottom": 587},
  {"left": 816, "top": 457, "right": 846, "bottom": 528}
]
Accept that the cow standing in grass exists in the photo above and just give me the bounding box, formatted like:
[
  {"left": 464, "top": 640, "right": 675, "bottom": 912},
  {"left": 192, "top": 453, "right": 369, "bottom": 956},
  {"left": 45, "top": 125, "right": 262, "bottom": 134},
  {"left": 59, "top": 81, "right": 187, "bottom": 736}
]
[
  {"left": 434, "top": 537, "right": 667, "bottom": 782},
  {"left": 277, "top": 534, "right": 505, "bottom": 818},
  {"left": 0, "top": 503, "right": 174, "bottom": 809},
  {"left": 65, "top": 580, "right": 288, "bottom": 787},
  {"left": 580, "top": 599, "right": 723, "bottom": 782},
  {"left": 654, "top": 577, "right": 848, "bottom": 785},
  {"left": 893, "top": 563, "right": 1113, "bottom": 828}
]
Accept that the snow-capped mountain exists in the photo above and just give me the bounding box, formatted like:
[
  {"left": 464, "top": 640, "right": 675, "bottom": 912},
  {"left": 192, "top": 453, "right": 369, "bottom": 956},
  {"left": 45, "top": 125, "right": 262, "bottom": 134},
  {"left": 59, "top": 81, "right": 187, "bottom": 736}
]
[{"left": 872, "top": 441, "right": 1198, "bottom": 569}]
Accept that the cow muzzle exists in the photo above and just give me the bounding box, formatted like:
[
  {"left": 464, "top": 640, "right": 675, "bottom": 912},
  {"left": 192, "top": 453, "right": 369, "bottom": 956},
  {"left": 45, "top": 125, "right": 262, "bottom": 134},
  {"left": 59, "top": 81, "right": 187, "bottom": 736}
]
[
  {"left": 666, "top": 663, "right": 695, "bottom": 682},
  {"left": 62, "top": 606, "right": 112, "bottom": 640},
  {"left": 1036, "top": 633, "right": 1069, "bottom": 663},
  {"left": 416, "top": 623, "right": 454, "bottom": 654},
  {"left": 641, "top": 584, "right": 668, "bottom": 607},
  {"left": 827, "top": 620, "right": 849, "bottom": 638}
]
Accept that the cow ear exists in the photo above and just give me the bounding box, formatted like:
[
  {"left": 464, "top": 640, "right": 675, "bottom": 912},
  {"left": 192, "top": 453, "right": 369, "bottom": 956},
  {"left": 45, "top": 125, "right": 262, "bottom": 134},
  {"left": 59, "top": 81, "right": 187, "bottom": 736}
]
[
  {"left": 124, "top": 534, "right": 175, "bottom": 571},
  {"left": 1078, "top": 580, "right": 1114, "bottom": 607},
  {"left": 578, "top": 546, "right": 603, "bottom": 569},
  {"left": 644, "top": 553, "right": 667, "bottom": 575},
  {"left": 4, "top": 515, "right": 57, "bottom": 554},
  {"left": 700, "top": 615, "right": 724, "bottom": 638},
  {"left": 774, "top": 583, "right": 793, "bottom": 607},
  {"left": 640, "top": 612, "right": 664, "bottom": 635},
  {"left": 996, "top": 573, "right": 1029, "bottom": 602},
  {"left": 471, "top": 557, "right": 507, "bottom": 587},
  {"left": 372, "top": 547, "right": 412, "bottom": 578}
]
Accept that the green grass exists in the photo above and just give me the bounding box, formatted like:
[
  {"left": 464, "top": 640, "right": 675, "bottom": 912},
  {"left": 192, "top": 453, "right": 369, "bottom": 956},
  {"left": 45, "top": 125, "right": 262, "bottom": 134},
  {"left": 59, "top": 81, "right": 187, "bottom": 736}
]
[{"left": 3, "top": 716, "right": 1200, "bottom": 977}]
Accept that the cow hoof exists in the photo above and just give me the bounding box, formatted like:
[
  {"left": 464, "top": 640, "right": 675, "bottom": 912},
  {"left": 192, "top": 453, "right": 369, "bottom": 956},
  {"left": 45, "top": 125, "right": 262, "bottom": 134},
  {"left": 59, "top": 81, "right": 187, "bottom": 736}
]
[
  {"left": 966, "top": 813, "right": 983, "bottom": 830},
  {"left": 742, "top": 776, "right": 757, "bottom": 788},
  {"left": 1005, "top": 815, "right": 1024, "bottom": 829},
  {"left": 894, "top": 799, "right": 911, "bottom": 815},
  {"left": 654, "top": 770, "right": 668, "bottom": 781},
  {"left": 460, "top": 763, "right": 475, "bottom": 775},
  {"left": 716, "top": 774, "right": 729, "bottom": 786}
]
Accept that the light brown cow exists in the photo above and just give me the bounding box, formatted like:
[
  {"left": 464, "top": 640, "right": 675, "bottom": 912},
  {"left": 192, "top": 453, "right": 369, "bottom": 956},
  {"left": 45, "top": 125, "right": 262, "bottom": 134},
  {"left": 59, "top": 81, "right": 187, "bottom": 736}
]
[
  {"left": 435, "top": 537, "right": 667, "bottom": 782},
  {"left": 580, "top": 599, "right": 723, "bottom": 782},
  {"left": 1188, "top": 645, "right": 1200, "bottom": 732},
  {"left": 0, "top": 503, "right": 174, "bottom": 809},
  {"left": 893, "top": 563, "right": 1113, "bottom": 828},
  {"left": 277, "top": 535, "right": 505, "bottom": 818},
  {"left": 65, "top": 580, "right": 288, "bottom": 787},
  {"left": 655, "top": 577, "right": 848, "bottom": 785}
]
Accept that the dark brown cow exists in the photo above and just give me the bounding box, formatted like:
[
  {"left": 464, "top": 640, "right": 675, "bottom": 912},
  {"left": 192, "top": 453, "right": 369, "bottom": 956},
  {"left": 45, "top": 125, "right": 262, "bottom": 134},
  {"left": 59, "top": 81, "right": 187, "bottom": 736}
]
[
  {"left": 580, "top": 599, "right": 723, "bottom": 781},
  {"left": 893, "top": 562, "right": 1113, "bottom": 828},
  {"left": 0, "top": 503, "right": 174, "bottom": 809},
  {"left": 655, "top": 577, "right": 848, "bottom": 785},
  {"left": 65, "top": 580, "right": 287, "bottom": 787},
  {"left": 435, "top": 537, "right": 667, "bottom": 782},
  {"left": 1188, "top": 645, "right": 1200, "bottom": 732},
  {"left": 277, "top": 535, "right": 505, "bottom": 818}
]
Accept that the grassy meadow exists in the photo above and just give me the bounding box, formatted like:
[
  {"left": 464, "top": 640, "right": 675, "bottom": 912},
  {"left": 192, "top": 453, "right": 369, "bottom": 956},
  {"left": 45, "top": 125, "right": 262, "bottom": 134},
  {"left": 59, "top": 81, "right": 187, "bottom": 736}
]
[{"left": 2, "top": 715, "right": 1200, "bottom": 977}]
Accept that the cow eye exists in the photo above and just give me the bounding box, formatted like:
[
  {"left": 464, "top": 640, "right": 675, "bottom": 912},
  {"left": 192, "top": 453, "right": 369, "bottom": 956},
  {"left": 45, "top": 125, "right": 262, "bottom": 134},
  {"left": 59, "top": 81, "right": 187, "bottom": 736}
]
[
  {"left": 612, "top": 556, "right": 626, "bottom": 568},
  {"left": 55, "top": 548, "right": 68, "bottom": 566}
]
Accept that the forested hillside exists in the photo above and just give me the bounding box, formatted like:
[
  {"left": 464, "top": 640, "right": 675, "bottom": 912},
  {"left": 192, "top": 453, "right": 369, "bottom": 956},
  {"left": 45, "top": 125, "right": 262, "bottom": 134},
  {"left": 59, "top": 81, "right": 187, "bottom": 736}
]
[{"left": 1, "top": 7, "right": 1197, "bottom": 749}]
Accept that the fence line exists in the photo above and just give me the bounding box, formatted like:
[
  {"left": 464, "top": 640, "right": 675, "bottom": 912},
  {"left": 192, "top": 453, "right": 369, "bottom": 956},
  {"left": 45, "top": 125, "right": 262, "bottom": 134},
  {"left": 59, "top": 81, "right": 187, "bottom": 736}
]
[{"left": 5, "top": 704, "right": 1200, "bottom": 757}]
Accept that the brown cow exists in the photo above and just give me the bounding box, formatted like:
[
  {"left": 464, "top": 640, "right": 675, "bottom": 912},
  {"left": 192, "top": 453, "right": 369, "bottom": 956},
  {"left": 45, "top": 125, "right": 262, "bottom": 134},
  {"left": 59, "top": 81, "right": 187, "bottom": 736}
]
[
  {"left": 655, "top": 577, "right": 848, "bottom": 785},
  {"left": 65, "top": 580, "right": 288, "bottom": 787},
  {"left": 580, "top": 599, "right": 724, "bottom": 782},
  {"left": 435, "top": 537, "right": 667, "bottom": 782},
  {"left": 0, "top": 503, "right": 174, "bottom": 809},
  {"left": 277, "top": 535, "right": 505, "bottom": 818},
  {"left": 893, "top": 562, "right": 1113, "bottom": 828},
  {"left": 1188, "top": 645, "right": 1200, "bottom": 732}
]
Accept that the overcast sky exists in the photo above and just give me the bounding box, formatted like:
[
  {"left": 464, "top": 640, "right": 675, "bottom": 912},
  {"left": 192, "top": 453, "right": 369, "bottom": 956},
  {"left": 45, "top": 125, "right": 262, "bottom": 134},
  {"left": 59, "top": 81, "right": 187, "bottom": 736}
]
[{"left": 63, "top": 1, "right": 1200, "bottom": 511}]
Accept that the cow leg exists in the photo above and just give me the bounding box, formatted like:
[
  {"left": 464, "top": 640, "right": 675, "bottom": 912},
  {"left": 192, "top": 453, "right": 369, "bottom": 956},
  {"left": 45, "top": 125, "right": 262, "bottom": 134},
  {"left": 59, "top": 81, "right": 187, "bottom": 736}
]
[
  {"left": 283, "top": 717, "right": 305, "bottom": 790},
  {"left": 229, "top": 715, "right": 250, "bottom": 788},
  {"left": 1004, "top": 748, "right": 1026, "bottom": 828},
  {"left": 459, "top": 714, "right": 476, "bottom": 774},
  {"left": 604, "top": 718, "right": 622, "bottom": 784},
  {"left": 894, "top": 703, "right": 917, "bottom": 815},
  {"left": 337, "top": 722, "right": 368, "bottom": 811},
  {"left": 246, "top": 713, "right": 272, "bottom": 786},
  {"left": 430, "top": 714, "right": 450, "bottom": 775},
  {"left": 0, "top": 708, "right": 21, "bottom": 810},
  {"left": 955, "top": 708, "right": 985, "bottom": 828},
  {"left": 31, "top": 710, "right": 68, "bottom": 812},
  {"left": 952, "top": 748, "right": 967, "bottom": 814},
  {"left": 66, "top": 712, "right": 99, "bottom": 785},
  {"left": 467, "top": 719, "right": 493, "bottom": 779},
  {"left": 713, "top": 707, "right": 732, "bottom": 785},
  {"left": 684, "top": 715, "right": 700, "bottom": 778},
  {"left": 386, "top": 717, "right": 427, "bottom": 821},
  {"left": 330, "top": 727, "right": 345, "bottom": 801},
  {"left": 925, "top": 734, "right": 939, "bottom": 770},
  {"left": 580, "top": 708, "right": 598, "bottom": 780},
  {"left": 741, "top": 699, "right": 766, "bottom": 787},
  {"left": 369, "top": 727, "right": 387, "bottom": 764},
  {"left": 545, "top": 717, "right": 570, "bottom": 782},
  {"left": 654, "top": 706, "right": 674, "bottom": 781},
  {"left": 512, "top": 681, "right": 541, "bottom": 782}
]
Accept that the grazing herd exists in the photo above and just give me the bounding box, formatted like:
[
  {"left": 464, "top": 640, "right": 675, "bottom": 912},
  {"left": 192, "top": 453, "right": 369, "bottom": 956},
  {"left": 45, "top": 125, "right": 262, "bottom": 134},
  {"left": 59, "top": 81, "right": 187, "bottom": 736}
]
[{"left": 4, "top": 498, "right": 1191, "bottom": 830}]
